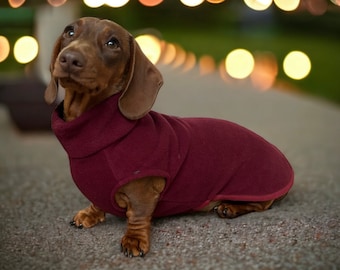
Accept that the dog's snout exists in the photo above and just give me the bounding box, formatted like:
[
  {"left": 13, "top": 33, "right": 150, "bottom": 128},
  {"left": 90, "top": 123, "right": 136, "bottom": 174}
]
[{"left": 59, "top": 50, "right": 86, "bottom": 73}]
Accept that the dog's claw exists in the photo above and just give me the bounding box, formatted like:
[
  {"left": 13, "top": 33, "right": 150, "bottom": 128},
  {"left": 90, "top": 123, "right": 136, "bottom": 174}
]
[
  {"left": 120, "top": 244, "right": 144, "bottom": 257},
  {"left": 69, "top": 220, "right": 83, "bottom": 229},
  {"left": 213, "top": 204, "right": 233, "bottom": 218},
  {"left": 123, "top": 250, "right": 132, "bottom": 257},
  {"left": 121, "top": 244, "right": 129, "bottom": 257}
]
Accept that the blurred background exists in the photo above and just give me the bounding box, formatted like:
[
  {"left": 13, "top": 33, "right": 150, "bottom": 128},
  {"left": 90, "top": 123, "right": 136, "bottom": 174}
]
[{"left": 0, "top": 0, "right": 339, "bottom": 130}]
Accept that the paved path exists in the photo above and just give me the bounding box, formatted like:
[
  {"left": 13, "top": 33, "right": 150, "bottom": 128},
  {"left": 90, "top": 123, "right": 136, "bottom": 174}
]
[{"left": 1, "top": 66, "right": 339, "bottom": 269}]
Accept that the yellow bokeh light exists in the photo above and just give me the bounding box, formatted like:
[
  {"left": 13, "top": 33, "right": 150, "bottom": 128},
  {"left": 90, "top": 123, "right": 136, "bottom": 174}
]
[
  {"left": 83, "top": 0, "right": 105, "bottom": 7},
  {"left": 105, "top": 0, "right": 130, "bottom": 7},
  {"left": 138, "top": 0, "right": 163, "bottom": 6},
  {"left": 135, "top": 35, "right": 162, "bottom": 65},
  {"left": 225, "top": 49, "right": 255, "bottom": 79},
  {"left": 0, "top": 36, "right": 10, "bottom": 63},
  {"left": 180, "top": 0, "right": 204, "bottom": 7},
  {"left": 14, "top": 36, "right": 39, "bottom": 64},
  {"left": 8, "top": 0, "right": 26, "bottom": 8},
  {"left": 244, "top": 0, "right": 272, "bottom": 11},
  {"left": 283, "top": 51, "right": 311, "bottom": 80},
  {"left": 274, "top": 0, "right": 300, "bottom": 11}
]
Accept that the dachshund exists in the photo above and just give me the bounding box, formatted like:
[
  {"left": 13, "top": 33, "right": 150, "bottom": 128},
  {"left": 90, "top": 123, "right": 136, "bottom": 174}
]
[{"left": 45, "top": 17, "right": 294, "bottom": 257}]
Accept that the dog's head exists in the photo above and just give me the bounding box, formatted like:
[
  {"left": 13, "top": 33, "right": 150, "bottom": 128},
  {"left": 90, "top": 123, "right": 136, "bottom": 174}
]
[{"left": 45, "top": 17, "right": 163, "bottom": 120}]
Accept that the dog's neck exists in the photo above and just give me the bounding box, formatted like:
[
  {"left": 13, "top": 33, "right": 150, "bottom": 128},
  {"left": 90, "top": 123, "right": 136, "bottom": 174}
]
[
  {"left": 63, "top": 87, "right": 119, "bottom": 122},
  {"left": 63, "top": 89, "right": 99, "bottom": 122}
]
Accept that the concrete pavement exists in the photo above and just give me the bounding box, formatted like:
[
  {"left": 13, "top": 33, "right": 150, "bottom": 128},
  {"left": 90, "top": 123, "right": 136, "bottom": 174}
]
[{"left": 0, "top": 66, "right": 339, "bottom": 269}]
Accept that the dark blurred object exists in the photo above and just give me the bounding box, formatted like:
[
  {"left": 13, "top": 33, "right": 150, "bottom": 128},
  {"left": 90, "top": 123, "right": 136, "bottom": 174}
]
[{"left": 0, "top": 76, "right": 53, "bottom": 131}]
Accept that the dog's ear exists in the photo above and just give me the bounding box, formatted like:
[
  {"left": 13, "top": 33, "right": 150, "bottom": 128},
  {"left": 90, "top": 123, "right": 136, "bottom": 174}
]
[
  {"left": 118, "top": 36, "right": 163, "bottom": 120},
  {"left": 44, "top": 36, "right": 61, "bottom": 105}
]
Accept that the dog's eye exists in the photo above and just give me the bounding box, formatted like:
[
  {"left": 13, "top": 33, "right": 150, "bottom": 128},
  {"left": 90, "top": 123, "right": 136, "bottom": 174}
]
[
  {"left": 105, "top": 38, "right": 120, "bottom": 49},
  {"left": 64, "top": 26, "right": 75, "bottom": 38}
]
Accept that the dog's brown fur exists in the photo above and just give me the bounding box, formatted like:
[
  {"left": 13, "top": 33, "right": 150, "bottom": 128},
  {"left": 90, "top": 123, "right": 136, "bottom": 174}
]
[{"left": 45, "top": 17, "right": 284, "bottom": 257}]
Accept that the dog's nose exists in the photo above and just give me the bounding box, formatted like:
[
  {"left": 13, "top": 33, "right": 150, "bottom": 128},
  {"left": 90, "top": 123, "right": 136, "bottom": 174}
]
[{"left": 59, "top": 50, "right": 85, "bottom": 73}]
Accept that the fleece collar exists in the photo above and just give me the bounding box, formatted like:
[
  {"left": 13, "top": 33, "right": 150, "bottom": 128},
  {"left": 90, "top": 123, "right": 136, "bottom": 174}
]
[{"left": 52, "top": 94, "right": 136, "bottom": 158}]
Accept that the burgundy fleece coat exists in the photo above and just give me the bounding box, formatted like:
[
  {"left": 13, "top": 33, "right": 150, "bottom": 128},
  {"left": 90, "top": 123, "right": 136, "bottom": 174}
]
[{"left": 52, "top": 93, "right": 294, "bottom": 218}]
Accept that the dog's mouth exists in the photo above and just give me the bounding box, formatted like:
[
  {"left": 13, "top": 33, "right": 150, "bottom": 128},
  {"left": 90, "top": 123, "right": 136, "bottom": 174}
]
[
  {"left": 52, "top": 60, "right": 105, "bottom": 95},
  {"left": 57, "top": 74, "right": 103, "bottom": 95}
]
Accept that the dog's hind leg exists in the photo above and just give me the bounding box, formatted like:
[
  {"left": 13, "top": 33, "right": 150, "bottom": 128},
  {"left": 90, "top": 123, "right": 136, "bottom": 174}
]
[{"left": 213, "top": 194, "right": 287, "bottom": 218}]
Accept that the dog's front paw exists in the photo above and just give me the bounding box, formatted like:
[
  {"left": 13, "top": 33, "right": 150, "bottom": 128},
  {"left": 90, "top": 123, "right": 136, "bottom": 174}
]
[
  {"left": 120, "top": 234, "right": 149, "bottom": 257},
  {"left": 70, "top": 204, "right": 106, "bottom": 228}
]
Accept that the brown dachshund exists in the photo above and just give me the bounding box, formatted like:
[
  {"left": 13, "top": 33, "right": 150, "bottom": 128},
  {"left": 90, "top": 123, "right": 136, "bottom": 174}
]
[{"left": 45, "top": 17, "right": 293, "bottom": 257}]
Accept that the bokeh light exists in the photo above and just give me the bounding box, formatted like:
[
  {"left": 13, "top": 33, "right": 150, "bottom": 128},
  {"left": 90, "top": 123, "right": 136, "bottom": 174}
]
[
  {"left": 199, "top": 55, "right": 216, "bottom": 75},
  {"left": 47, "top": 0, "right": 67, "bottom": 7},
  {"left": 180, "top": 0, "right": 205, "bottom": 7},
  {"left": 172, "top": 45, "right": 186, "bottom": 68},
  {"left": 207, "top": 0, "right": 225, "bottom": 4},
  {"left": 0, "top": 36, "right": 10, "bottom": 63},
  {"left": 283, "top": 51, "right": 311, "bottom": 80},
  {"left": 161, "top": 43, "right": 177, "bottom": 65},
  {"left": 105, "top": 0, "right": 130, "bottom": 7},
  {"left": 135, "top": 34, "right": 162, "bottom": 64},
  {"left": 250, "top": 52, "right": 278, "bottom": 90},
  {"left": 330, "top": 0, "right": 340, "bottom": 6},
  {"left": 225, "top": 49, "right": 255, "bottom": 79},
  {"left": 219, "top": 60, "right": 231, "bottom": 83},
  {"left": 182, "top": 52, "right": 196, "bottom": 72},
  {"left": 83, "top": 0, "right": 105, "bottom": 8},
  {"left": 244, "top": 0, "right": 272, "bottom": 11},
  {"left": 274, "top": 0, "right": 300, "bottom": 11},
  {"left": 138, "top": 0, "right": 163, "bottom": 6},
  {"left": 13, "top": 36, "right": 39, "bottom": 64},
  {"left": 206, "top": 0, "right": 225, "bottom": 3},
  {"left": 304, "top": 0, "right": 328, "bottom": 16},
  {"left": 8, "top": 0, "right": 26, "bottom": 8}
]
